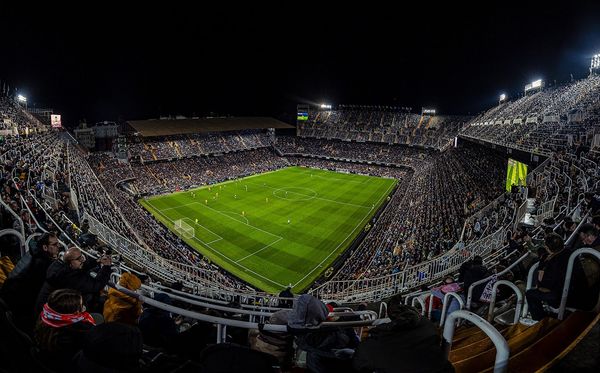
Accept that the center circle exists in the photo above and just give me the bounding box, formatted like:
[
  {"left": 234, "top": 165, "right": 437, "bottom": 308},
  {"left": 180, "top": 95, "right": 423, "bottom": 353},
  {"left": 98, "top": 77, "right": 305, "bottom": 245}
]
[{"left": 272, "top": 187, "right": 317, "bottom": 201}]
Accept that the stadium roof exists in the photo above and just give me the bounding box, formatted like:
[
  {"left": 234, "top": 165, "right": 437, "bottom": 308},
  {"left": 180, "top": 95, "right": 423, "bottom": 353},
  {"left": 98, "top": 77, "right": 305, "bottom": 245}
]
[{"left": 127, "top": 117, "right": 294, "bottom": 137}]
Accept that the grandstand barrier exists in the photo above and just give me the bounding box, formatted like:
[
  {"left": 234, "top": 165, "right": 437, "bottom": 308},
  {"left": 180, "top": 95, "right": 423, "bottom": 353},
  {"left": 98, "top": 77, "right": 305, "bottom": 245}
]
[
  {"left": 310, "top": 227, "right": 506, "bottom": 303},
  {"left": 558, "top": 247, "right": 600, "bottom": 320},
  {"left": 442, "top": 310, "right": 509, "bottom": 373},
  {"left": 0, "top": 229, "right": 25, "bottom": 258},
  {"left": 487, "top": 280, "right": 523, "bottom": 324},
  {"left": 439, "top": 292, "right": 465, "bottom": 327},
  {"left": 465, "top": 252, "right": 530, "bottom": 311},
  {"left": 111, "top": 281, "right": 381, "bottom": 344},
  {"left": 0, "top": 199, "right": 25, "bottom": 257}
]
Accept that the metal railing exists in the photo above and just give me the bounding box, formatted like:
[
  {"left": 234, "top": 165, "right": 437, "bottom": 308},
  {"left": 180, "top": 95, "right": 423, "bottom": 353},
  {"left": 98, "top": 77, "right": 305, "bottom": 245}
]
[
  {"left": 439, "top": 292, "right": 464, "bottom": 327},
  {"left": 487, "top": 280, "right": 523, "bottom": 324},
  {"left": 442, "top": 310, "right": 509, "bottom": 373},
  {"left": 558, "top": 247, "right": 600, "bottom": 320},
  {"left": 110, "top": 282, "right": 380, "bottom": 343},
  {"left": 466, "top": 252, "right": 529, "bottom": 310},
  {"left": 310, "top": 227, "right": 506, "bottom": 303}
]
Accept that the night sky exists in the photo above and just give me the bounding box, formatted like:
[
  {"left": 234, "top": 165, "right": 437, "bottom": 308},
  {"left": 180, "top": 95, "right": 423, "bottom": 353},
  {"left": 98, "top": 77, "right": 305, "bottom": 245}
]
[{"left": 1, "top": 3, "right": 599, "bottom": 127}]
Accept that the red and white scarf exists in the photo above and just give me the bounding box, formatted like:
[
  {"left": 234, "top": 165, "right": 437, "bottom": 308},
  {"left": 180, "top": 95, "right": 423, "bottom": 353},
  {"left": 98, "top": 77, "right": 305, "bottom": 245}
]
[{"left": 41, "top": 303, "right": 96, "bottom": 328}]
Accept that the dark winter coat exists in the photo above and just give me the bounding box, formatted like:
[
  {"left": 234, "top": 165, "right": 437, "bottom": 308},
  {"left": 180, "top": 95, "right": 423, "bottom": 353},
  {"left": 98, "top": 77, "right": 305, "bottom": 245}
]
[{"left": 353, "top": 310, "right": 454, "bottom": 373}]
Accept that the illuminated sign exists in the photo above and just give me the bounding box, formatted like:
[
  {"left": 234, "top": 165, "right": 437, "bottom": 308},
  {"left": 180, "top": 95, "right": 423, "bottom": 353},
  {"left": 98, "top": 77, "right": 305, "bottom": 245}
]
[{"left": 51, "top": 114, "right": 62, "bottom": 128}]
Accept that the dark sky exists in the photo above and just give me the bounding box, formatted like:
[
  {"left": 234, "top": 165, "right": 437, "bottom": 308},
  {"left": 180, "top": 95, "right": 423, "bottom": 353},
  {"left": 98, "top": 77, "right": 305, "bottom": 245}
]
[{"left": 1, "top": 3, "right": 600, "bottom": 127}]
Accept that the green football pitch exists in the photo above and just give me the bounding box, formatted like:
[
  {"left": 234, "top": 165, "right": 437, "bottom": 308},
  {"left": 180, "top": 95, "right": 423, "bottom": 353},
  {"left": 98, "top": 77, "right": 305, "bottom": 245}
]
[{"left": 139, "top": 166, "right": 397, "bottom": 293}]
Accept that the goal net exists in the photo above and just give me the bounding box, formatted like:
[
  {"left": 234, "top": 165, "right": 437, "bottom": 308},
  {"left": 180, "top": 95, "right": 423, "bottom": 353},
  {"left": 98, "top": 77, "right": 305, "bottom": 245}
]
[{"left": 174, "top": 219, "right": 194, "bottom": 239}]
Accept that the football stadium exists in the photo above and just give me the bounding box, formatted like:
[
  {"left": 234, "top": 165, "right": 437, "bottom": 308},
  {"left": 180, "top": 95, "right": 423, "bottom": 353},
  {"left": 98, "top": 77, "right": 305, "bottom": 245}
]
[{"left": 1, "top": 9, "right": 600, "bottom": 373}]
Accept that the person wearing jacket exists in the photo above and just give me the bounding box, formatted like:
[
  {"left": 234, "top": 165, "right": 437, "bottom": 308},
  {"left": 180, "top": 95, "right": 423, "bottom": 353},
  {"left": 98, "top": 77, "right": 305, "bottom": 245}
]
[
  {"left": 353, "top": 296, "right": 454, "bottom": 373},
  {"left": 526, "top": 233, "right": 574, "bottom": 320},
  {"left": 0, "top": 232, "right": 60, "bottom": 332},
  {"left": 103, "top": 272, "right": 142, "bottom": 325},
  {"left": 35, "top": 246, "right": 112, "bottom": 316},
  {"left": 34, "top": 288, "right": 96, "bottom": 372}
]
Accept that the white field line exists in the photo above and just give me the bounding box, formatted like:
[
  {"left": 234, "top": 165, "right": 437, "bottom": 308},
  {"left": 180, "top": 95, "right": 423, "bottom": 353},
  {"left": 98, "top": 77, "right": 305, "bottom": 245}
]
[
  {"left": 235, "top": 237, "right": 284, "bottom": 263},
  {"left": 181, "top": 217, "right": 223, "bottom": 243},
  {"left": 296, "top": 168, "right": 372, "bottom": 184},
  {"left": 246, "top": 181, "right": 373, "bottom": 209},
  {"left": 147, "top": 200, "right": 285, "bottom": 288},
  {"left": 292, "top": 180, "right": 397, "bottom": 288}
]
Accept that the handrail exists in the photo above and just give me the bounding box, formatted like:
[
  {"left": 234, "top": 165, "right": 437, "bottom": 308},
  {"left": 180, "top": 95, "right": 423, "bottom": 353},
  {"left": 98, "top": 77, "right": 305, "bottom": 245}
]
[
  {"left": 111, "top": 282, "right": 380, "bottom": 334},
  {"left": 0, "top": 229, "right": 25, "bottom": 257},
  {"left": 565, "top": 212, "right": 590, "bottom": 248},
  {"left": 487, "top": 280, "right": 523, "bottom": 324},
  {"left": 558, "top": 247, "right": 600, "bottom": 320},
  {"left": 466, "top": 252, "right": 530, "bottom": 310},
  {"left": 439, "top": 292, "right": 464, "bottom": 327},
  {"left": 522, "top": 262, "right": 540, "bottom": 318},
  {"left": 0, "top": 198, "right": 26, "bottom": 256},
  {"left": 411, "top": 296, "right": 426, "bottom": 315},
  {"left": 442, "top": 310, "right": 509, "bottom": 373}
]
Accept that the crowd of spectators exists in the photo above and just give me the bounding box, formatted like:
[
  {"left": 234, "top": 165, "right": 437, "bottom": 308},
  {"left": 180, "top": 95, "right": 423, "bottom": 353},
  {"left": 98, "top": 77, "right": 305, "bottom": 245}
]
[
  {"left": 128, "top": 129, "right": 274, "bottom": 161},
  {"left": 461, "top": 75, "right": 600, "bottom": 154},
  {"left": 297, "top": 106, "right": 469, "bottom": 150}
]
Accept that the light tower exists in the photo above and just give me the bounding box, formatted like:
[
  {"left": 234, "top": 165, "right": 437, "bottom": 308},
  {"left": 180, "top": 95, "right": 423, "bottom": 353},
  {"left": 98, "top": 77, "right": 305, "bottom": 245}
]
[
  {"left": 499, "top": 93, "right": 507, "bottom": 105},
  {"left": 591, "top": 53, "right": 600, "bottom": 76}
]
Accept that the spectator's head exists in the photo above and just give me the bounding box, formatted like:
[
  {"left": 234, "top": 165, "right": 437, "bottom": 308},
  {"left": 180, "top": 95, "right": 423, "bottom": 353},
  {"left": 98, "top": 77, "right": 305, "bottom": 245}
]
[
  {"left": 46, "top": 288, "right": 84, "bottom": 315},
  {"left": 39, "top": 232, "right": 60, "bottom": 259},
  {"left": 74, "top": 322, "right": 143, "bottom": 372},
  {"left": 443, "top": 276, "right": 455, "bottom": 284},
  {"left": 563, "top": 216, "right": 575, "bottom": 230},
  {"left": 118, "top": 272, "right": 142, "bottom": 291},
  {"left": 63, "top": 247, "right": 86, "bottom": 270},
  {"left": 386, "top": 295, "right": 421, "bottom": 329},
  {"left": 472, "top": 255, "right": 483, "bottom": 266},
  {"left": 591, "top": 215, "right": 600, "bottom": 230},
  {"left": 578, "top": 223, "right": 599, "bottom": 246},
  {"left": 544, "top": 233, "right": 565, "bottom": 254}
]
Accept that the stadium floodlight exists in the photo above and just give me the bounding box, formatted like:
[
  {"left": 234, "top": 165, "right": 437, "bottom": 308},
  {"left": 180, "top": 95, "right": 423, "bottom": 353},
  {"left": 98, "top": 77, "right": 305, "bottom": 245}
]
[
  {"left": 320, "top": 104, "right": 332, "bottom": 110},
  {"left": 524, "top": 79, "right": 543, "bottom": 93},
  {"left": 499, "top": 93, "right": 507, "bottom": 102},
  {"left": 592, "top": 54, "right": 600, "bottom": 70},
  {"left": 422, "top": 108, "right": 436, "bottom": 115},
  {"left": 17, "top": 94, "right": 27, "bottom": 103}
]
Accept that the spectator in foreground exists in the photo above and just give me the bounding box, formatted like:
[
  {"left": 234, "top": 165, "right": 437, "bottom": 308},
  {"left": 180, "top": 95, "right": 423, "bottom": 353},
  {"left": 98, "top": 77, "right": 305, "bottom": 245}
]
[
  {"left": 34, "top": 289, "right": 96, "bottom": 372},
  {"left": 525, "top": 234, "right": 573, "bottom": 321},
  {"left": 35, "top": 246, "right": 112, "bottom": 315},
  {"left": 1, "top": 232, "right": 60, "bottom": 332},
  {"left": 353, "top": 295, "right": 454, "bottom": 373},
  {"left": 73, "top": 322, "right": 143, "bottom": 372}
]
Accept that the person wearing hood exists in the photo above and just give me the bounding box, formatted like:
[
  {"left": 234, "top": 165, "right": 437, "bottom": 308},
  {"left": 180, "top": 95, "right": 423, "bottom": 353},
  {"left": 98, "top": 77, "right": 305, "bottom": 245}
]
[
  {"left": 288, "top": 294, "right": 359, "bottom": 373},
  {"left": 102, "top": 272, "right": 143, "bottom": 325},
  {"left": 353, "top": 295, "right": 454, "bottom": 373},
  {"left": 34, "top": 246, "right": 112, "bottom": 316}
]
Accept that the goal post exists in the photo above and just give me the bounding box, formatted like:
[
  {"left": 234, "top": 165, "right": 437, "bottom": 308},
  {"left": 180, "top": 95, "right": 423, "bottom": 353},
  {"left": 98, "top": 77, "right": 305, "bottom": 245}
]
[{"left": 174, "top": 219, "right": 195, "bottom": 239}]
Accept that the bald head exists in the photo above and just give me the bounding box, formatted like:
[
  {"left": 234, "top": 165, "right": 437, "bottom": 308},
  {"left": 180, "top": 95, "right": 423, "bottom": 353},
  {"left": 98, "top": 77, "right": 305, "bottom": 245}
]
[{"left": 64, "top": 247, "right": 86, "bottom": 269}]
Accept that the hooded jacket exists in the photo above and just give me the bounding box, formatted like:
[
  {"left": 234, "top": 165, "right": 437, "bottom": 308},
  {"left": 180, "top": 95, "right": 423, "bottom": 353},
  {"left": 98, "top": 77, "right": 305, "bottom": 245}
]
[{"left": 103, "top": 272, "right": 142, "bottom": 325}]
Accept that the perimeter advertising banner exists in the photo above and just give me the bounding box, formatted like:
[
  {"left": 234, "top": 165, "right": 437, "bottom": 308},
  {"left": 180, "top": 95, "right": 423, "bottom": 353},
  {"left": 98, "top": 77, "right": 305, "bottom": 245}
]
[{"left": 51, "top": 114, "right": 62, "bottom": 128}]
